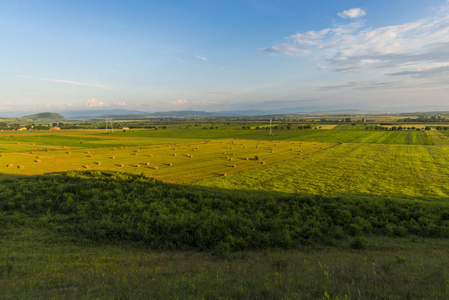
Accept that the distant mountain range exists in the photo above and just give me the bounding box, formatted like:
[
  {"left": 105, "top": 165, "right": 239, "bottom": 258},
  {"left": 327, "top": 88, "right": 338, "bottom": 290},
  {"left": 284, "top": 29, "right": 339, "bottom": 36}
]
[{"left": 3, "top": 108, "right": 449, "bottom": 120}]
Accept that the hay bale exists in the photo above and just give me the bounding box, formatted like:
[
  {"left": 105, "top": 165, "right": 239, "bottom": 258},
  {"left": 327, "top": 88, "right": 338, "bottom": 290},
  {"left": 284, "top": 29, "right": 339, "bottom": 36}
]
[
  {"left": 231, "top": 153, "right": 234, "bottom": 156},
  {"left": 232, "top": 164, "right": 236, "bottom": 168},
  {"left": 67, "top": 152, "right": 71, "bottom": 154},
  {"left": 146, "top": 162, "right": 150, "bottom": 166},
  {"left": 6, "top": 164, "right": 13, "bottom": 168},
  {"left": 229, "top": 158, "right": 233, "bottom": 161},
  {"left": 154, "top": 166, "right": 158, "bottom": 170},
  {"left": 18, "top": 165, "right": 24, "bottom": 169},
  {"left": 169, "top": 163, "right": 173, "bottom": 166},
  {"left": 86, "top": 151, "right": 90, "bottom": 154},
  {"left": 97, "top": 162, "right": 101, "bottom": 166},
  {"left": 245, "top": 157, "right": 249, "bottom": 160},
  {"left": 270, "top": 150, "right": 273, "bottom": 153},
  {"left": 189, "top": 155, "right": 193, "bottom": 158},
  {"left": 223, "top": 152, "right": 226, "bottom": 154},
  {"left": 173, "top": 153, "right": 177, "bottom": 156},
  {"left": 120, "top": 164, "right": 124, "bottom": 167},
  {"left": 133, "top": 153, "right": 138, "bottom": 156},
  {"left": 261, "top": 161, "right": 265, "bottom": 164},
  {"left": 136, "top": 164, "right": 140, "bottom": 168},
  {"left": 88, "top": 155, "right": 92, "bottom": 157},
  {"left": 149, "top": 154, "right": 153, "bottom": 157},
  {"left": 46, "top": 149, "right": 50, "bottom": 152},
  {"left": 222, "top": 173, "right": 227, "bottom": 176},
  {"left": 226, "top": 156, "right": 229, "bottom": 159},
  {"left": 83, "top": 165, "right": 89, "bottom": 169},
  {"left": 35, "top": 160, "right": 41, "bottom": 163},
  {"left": 30, "top": 151, "right": 34, "bottom": 154},
  {"left": 111, "top": 156, "right": 115, "bottom": 159}
]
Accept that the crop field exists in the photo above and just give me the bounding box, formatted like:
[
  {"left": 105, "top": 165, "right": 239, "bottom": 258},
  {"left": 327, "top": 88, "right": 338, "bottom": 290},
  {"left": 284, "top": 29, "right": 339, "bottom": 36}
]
[
  {"left": 197, "top": 143, "right": 449, "bottom": 199},
  {"left": 426, "top": 130, "right": 449, "bottom": 145},
  {"left": 0, "top": 131, "right": 335, "bottom": 182},
  {"left": 2, "top": 123, "right": 449, "bottom": 298}
]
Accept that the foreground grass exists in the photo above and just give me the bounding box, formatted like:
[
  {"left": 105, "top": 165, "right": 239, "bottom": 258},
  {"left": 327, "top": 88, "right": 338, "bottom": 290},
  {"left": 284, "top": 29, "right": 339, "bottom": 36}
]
[{"left": 1, "top": 227, "right": 448, "bottom": 299}]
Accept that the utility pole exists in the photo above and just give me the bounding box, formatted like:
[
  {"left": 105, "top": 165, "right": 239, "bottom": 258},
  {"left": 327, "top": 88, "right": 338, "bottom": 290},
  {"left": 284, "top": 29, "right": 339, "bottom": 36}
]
[
  {"left": 269, "top": 118, "right": 272, "bottom": 136},
  {"left": 110, "top": 118, "right": 114, "bottom": 133},
  {"left": 105, "top": 118, "right": 108, "bottom": 134}
]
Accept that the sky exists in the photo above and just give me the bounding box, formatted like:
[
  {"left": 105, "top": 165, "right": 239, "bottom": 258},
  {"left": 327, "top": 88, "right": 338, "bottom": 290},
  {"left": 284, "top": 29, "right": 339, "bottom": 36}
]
[{"left": 1, "top": 0, "right": 449, "bottom": 114}]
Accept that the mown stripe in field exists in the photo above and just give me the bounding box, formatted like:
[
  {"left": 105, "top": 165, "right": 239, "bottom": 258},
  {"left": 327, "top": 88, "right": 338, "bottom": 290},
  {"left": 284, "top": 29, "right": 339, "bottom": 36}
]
[{"left": 426, "top": 130, "right": 449, "bottom": 145}]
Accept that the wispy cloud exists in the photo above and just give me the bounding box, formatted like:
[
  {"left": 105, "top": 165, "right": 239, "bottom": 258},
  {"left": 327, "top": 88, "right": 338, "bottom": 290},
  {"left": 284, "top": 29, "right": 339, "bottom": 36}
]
[
  {"left": 195, "top": 55, "right": 208, "bottom": 61},
  {"left": 338, "top": 8, "right": 366, "bottom": 19},
  {"left": 262, "top": 3, "right": 449, "bottom": 75},
  {"left": 18, "top": 76, "right": 115, "bottom": 90}
]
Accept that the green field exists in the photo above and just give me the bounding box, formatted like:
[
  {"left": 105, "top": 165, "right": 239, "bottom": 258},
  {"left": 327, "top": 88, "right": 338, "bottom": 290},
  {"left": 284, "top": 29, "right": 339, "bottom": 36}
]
[
  {"left": 2, "top": 124, "right": 449, "bottom": 298},
  {"left": 197, "top": 143, "right": 449, "bottom": 199}
]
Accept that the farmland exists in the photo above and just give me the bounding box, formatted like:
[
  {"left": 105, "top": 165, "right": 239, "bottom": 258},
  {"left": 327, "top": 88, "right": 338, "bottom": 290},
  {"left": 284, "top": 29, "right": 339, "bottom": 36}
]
[{"left": 1, "top": 123, "right": 449, "bottom": 298}]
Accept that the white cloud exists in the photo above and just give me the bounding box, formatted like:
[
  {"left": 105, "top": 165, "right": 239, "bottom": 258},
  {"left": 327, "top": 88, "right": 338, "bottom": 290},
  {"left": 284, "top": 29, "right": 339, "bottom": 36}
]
[
  {"left": 338, "top": 8, "right": 366, "bottom": 19},
  {"left": 172, "top": 99, "right": 188, "bottom": 105},
  {"left": 112, "top": 101, "right": 127, "bottom": 107},
  {"left": 85, "top": 97, "right": 110, "bottom": 108},
  {"left": 195, "top": 55, "right": 208, "bottom": 61},
  {"left": 45, "top": 103, "right": 51, "bottom": 108},
  {"left": 57, "top": 102, "right": 73, "bottom": 108},
  {"left": 263, "top": 3, "right": 449, "bottom": 74}
]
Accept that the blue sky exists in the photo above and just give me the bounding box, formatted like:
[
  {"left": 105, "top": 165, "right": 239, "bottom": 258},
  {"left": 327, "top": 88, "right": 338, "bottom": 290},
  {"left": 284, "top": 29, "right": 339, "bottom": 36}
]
[{"left": 1, "top": 0, "right": 449, "bottom": 114}]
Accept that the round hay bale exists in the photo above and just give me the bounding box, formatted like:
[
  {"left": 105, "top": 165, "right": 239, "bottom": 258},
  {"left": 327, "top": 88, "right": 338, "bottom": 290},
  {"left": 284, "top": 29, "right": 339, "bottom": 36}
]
[
  {"left": 36, "top": 156, "right": 40, "bottom": 158},
  {"left": 30, "top": 151, "right": 34, "bottom": 154},
  {"left": 245, "top": 157, "right": 249, "bottom": 160},
  {"left": 83, "top": 165, "right": 89, "bottom": 169},
  {"left": 226, "top": 156, "right": 229, "bottom": 159},
  {"left": 6, "top": 164, "right": 13, "bottom": 168},
  {"left": 18, "top": 165, "right": 24, "bottom": 169},
  {"left": 270, "top": 150, "right": 273, "bottom": 153},
  {"left": 222, "top": 173, "right": 227, "bottom": 176},
  {"left": 88, "top": 155, "right": 92, "bottom": 157},
  {"left": 261, "top": 161, "right": 265, "bottom": 164},
  {"left": 173, "top": 153, "right": 176, "bottom": 156},
  {"left": 120, "top": 164, "right": 124, "bottom": 167},
  {"left": 189, "top": 155, "right": 193, "bottom": 158},
  {"left": 223, "top": 152, "right": 226, "bottom": 154},
  {"left": 149, "top": 154, "right": 153, "bottom": 157},
  {"left": 136, "top": 164, "right": 140, "bottom": 168},
  {"left": 46, "top": 149, "right": 50, "bottom": 152},
  {"left": 232, "top": 164, "right": 236, "bottom": 168},
  {"left": 86, "top": 151, "right": 90, "bottom": 154},
  {"left": 169, "top": 163, "right": 173, "bottom": 166},
  {"left": 111, "top": 156, "right": 115, "bottom": 159},
  {"left": 35, "top": 160, "right": 41, "bottom": 163},
  {"left": 229, "top": 158, "right": 233, "bottom": 161},
  {"left": 97, "top": 162, "right": 101, "bottom": 166},
  {"left": 67, "top": 152, "right": 71, "bottom": 154},
  {"left": 146, "top": 162, "right": 150, "bottom": 166},
  {"left": 154, "top": 166, "right": 158, "bottom": 170},
  {"left": 133, "top": 153, "right": 137, "bottom": 155},
  {"left": 231, "top": 153, "right": 234, "bottom": 156}
]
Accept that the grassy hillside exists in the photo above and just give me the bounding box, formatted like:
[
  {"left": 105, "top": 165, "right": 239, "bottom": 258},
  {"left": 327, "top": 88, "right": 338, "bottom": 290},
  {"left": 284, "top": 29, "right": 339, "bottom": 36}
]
[{"left": 1, "top": 171, "right": 449, "bottom": 298}]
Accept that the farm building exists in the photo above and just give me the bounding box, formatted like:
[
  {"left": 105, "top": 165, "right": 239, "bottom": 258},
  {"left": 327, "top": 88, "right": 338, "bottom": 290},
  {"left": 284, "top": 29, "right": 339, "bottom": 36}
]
[
  {"left": 123, "top": 127, "right": 130, "bottom": 130},
  {"left": 18, "top": 127, "right": 27, "bottom": 131},
  {"left": 50, "top": 127, "right": 61, "bottom": 131}
]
